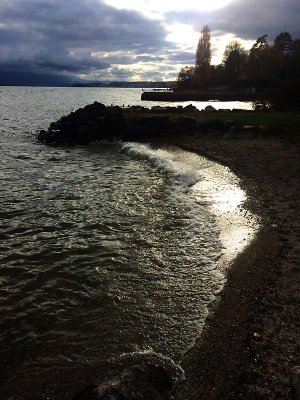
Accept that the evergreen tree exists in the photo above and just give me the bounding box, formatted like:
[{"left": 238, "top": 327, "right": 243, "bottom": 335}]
[
  {"left": 222, "top": 41, "right": 247, "bottom": 83},
  {"left": 195, "top": 25, "right": 211, "bottom": 87},
  {"left": 274, "top": 32, "right": 293, "bottom": 51}
]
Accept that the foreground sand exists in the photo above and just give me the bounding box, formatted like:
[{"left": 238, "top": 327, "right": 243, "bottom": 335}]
[{"left": 164, "top": 136, "right": 300, "bottom": 399}]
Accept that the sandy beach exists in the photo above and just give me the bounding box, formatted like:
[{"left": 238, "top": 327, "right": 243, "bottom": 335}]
[{"left": 167, "top": 136, "right": 300, "bottom": 399}]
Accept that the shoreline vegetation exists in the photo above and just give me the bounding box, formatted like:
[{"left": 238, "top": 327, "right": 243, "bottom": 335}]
[
  {"left": 175, "top": 27, "right": 300, "bottom": 112},
  {"left": 38, "top": 102, "right": 300, "bottom": 399}
]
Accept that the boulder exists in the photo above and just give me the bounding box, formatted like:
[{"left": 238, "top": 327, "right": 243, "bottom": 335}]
[
  {"left": 129, "top": 105, "right": 150, "bottom": 113},
  {"left": 137, "top": 115, "right": 170, "bottom": 129},
  {"left": 232, "top": 108, "right": 248, "bottom": 112},
  {"left": 151, "top": 106, "right": 170, "bottom": 113},
  {"left": 183, "top": 104, "right": 198, "bottom": 112},
  {"left": 37, "top": 102, "right": 125, "bottom": 145},
  {"left": 106, "top": 105, "right": 122, "bottom": 116},
  {"left": 205, "top": 105, "right": 217, "bottom": 111}
]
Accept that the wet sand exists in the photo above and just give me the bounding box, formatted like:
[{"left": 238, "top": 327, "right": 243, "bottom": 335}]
[{"left": 169, "top": 137, "right": 300, "bottom": 399}]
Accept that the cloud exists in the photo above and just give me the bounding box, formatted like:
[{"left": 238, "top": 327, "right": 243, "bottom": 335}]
[
  {"left": 212, "top": 0, "right": 300, "bottom": 40},
  {"left": 1, "top": 0, "right": 299, "bottom": 83},
  {"left": 0, "top": 0, "right": 168, "bottom": 81},
  {"left": 134, "top": 55, "right": 166, "bottom": 63},
  {"left": 165, "top": 0, "right": 300, "bottom": 41},
  {"left": 167, "top": 51, "right": 195, "bottom": 64}
]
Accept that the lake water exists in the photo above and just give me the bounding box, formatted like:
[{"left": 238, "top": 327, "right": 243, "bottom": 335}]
[{"left": 0, "top": 87, "right": 256, "bottom": 398}]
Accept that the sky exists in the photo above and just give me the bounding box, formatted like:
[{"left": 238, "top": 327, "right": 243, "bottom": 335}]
[{"left": 0, "top": 0, "right": 300, "bottom": 84}]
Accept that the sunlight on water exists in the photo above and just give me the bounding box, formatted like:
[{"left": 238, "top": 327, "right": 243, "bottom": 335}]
[
  {"left": 0, "top": 87, "right": 256, "bottom": 398},
  {"left": 192, "top": 160, "right": 259, "bottom": 264},
  {"left": 123, "top": 143, "right": 259, "bottom": 269},
  {"left": 208, "top": 186, "right": 246, "bottom": 212}
]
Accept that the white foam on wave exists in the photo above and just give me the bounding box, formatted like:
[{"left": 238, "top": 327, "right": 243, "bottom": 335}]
[
  {"left": 122, "top": 142, "right": 259, "bottom": 269},
  {"left": 122, "top": 142, "right": 201, "bottom": 190},
  {"left": 122, "top": 142, "right": 222, "bottom": 246},
  {"left": 121, "top": 142, "right": 223, "bottom": 273},
  {"left": 120, "top": 141, "right": 259, "bottom": 360}
]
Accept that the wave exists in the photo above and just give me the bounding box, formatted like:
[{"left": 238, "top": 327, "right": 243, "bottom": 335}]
[
  {"left": 121, "top": 142, "right": 202, "bottom": 190},
  {"left": 122, "top": 142, "right": 258, "bottom": 266},
  {"left": 121, "top": 141, "right": 221, "bottom": 248}
]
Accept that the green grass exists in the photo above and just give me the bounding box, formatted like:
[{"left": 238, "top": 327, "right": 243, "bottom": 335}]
[
  {"left": 212, "top": 111, "right": 300, "bottom": 137},
  {"left": 124, "top": 110, "right": 300, "bottom": 145},
  {"left": 211, "top": 111, "right": 300, "bottom": 145}
]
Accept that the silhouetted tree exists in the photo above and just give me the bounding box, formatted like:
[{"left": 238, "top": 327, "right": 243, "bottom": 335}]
[
  {"left": 222, "top": 41, "right": 247, "bottom": 83},
  {"left": 270, "top": 36, "right": 300, "bottom": 110},
  {"left": 175, "top": 26, "right": 300, "bottom": 109},
  {"left": 177, "top": 66, "right": 195, "bottom": 89},
  {"left": 290, "top": 39, "right": 300, "bottom": 78},
  {"left": 274, "top": 32, "right": 293, "bottom": 51},
  {"left": 195, "top": 25, "right": 211, "bottom": 87},
  {"left": 208, "top": 64, "right": 226, "bottom": 86},
  {"left": 248, "top": 35, "right": 283, "bottom": 89}
]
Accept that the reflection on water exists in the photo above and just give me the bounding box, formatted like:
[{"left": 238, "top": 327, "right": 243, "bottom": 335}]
[
  {"left": 124, "top": 143, "right": 259, "bottom": 270},
  {"left": 192, "top": 158, "right": 258, "bottom": 264},
  {"left": 0, "top": 87, "right": 257, "bottom": 397},
  {"left": 208, "top": 186, "right": 246, "bottom": 212}
]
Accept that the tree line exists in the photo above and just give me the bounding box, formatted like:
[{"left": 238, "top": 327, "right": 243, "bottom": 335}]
[{"left": 177, "top": 26, "right": 300, "bottom": 109}]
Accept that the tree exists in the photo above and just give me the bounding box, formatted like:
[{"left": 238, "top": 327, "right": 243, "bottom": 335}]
[
  {"left": 247, "top": 35, "right": 269, "bottom": 82},
  {"left": 248, "top": 35, "right": 284, "bottom": 89},
  {"left": 222, "top": 40, "right": 247, "bottom": 83},
  {"left": 196, "top": 25, "right": 211, "bottom": 68},
  {"left": 177, "top": 66, "right": 195, "bottom": 89},
  {"left": 195, "top": 25, "right": 211, "bottom": 87},
  {"left": 274, "top": 32, "right": 293, "bottom": 51},
  {"left": 251, "top": 34, "right": 269, "bottom": 52},
  {"left": 208, "top": 64, "right": 226, "bottom": 86},
  {"left": 290, "top": 39, "right": 300, "bottom": 78}
]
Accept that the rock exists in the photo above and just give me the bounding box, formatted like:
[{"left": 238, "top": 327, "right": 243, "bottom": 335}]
[
  {"left": 84, "top": 101, "right": 107, "bottom": 113},
  {"left": 107, "top": 105, "right": 122, "bottom": 115},
  {"left": 129, "top": 105, "right": 149, "bottom": 113},
  {"left": 183, "top": 104, "right": 198, "bottom": 112},
  {"left": 137, "top": 115, "right": 170, "bottom": 129},
  {"left": 37, "top": 102, "right": 124, "bottom": 145},
  {"left": 232, "top": 108, "right": 248, "bottom": 112},
  {"left": 122, "top": 115, "right": 171, "bottom": 140},
  {"left": 151, "top": 106, "right": 170, "bottom": 113},
  {"left": 205, "top": 105, "right": 217, "bottom": 111}
]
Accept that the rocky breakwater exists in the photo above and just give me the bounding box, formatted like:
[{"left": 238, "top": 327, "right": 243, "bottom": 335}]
[
  {"left": 38, "top": 102, "right": 125, "bottom": 145},
  {"left": 38, "top": 101, "right": 265, "bottom": 145}
]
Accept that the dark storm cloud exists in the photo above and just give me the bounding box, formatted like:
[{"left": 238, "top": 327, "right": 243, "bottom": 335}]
[
  {"left": 108, "top": 67, "right": 134, "bottom": 80},
  {"left": 0, "top": 0, "right": 168, "bottom": 81},
  {"left": 167, "top": 51, "right": 195, "bottom": 64},
  {"left": 213, "top": 0, "right": 300, "bottom": 40},
  {"left": 166, "top": 0, "right": 300, "bottom": 41},
  {"left": 134, "top": 55, "right": 166, "bottom": 63}
]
